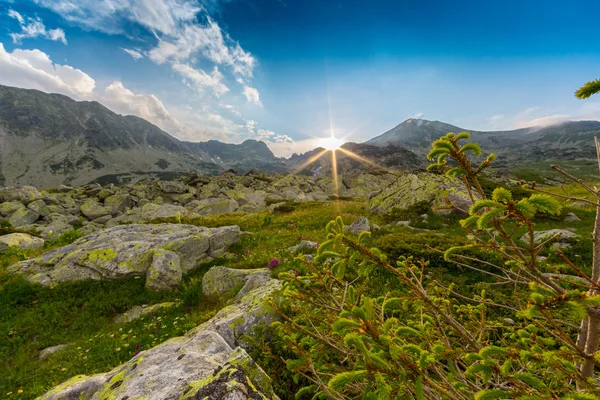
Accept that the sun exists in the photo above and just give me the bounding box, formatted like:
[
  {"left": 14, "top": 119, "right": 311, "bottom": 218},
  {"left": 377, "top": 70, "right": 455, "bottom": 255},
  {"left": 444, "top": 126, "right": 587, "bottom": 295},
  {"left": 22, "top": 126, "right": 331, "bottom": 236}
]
[{"left": 319, "top": 135, "right": 344, "bottom": 151}]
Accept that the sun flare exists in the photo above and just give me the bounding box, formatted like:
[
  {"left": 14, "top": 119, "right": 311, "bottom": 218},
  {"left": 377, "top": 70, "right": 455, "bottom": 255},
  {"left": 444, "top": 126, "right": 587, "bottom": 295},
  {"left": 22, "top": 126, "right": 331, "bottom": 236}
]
[{"left": 319, "top": 136, "right": 344, "bottom": 151}]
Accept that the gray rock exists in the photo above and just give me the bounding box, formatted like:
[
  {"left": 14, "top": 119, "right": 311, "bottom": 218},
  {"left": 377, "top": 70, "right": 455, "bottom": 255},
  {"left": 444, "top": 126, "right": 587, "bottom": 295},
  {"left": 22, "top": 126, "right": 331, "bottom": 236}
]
[
  {"left": 141, "top": 203, "right": 188, "bottom": 221},
  {"left": 27, "top": 199, "right": 51, "bottom": 217},
  {"left": 38, "top": 273, "right": 281, "bottom": 400},
  {"left": 287, "top": 240, "right": 319, "bottom": 254},
  {"left": 113, "top": 302, "right": 180, "bottom": 324},
  {"left": 92, "top": 215, "right": 113, "bottom": 225},
  {"left": 77, "top": 222, "right": 103, "bottom": 236},
  {"left": 97, "top": 188, "right": 114, "bottom": 200},
  {"left": 520, "top": 229, "right": 578, "bottom": 246},
  {"left": 157, "top": 180, "right": 188, "bottom": 194},
  {"left": 38, "top": 344, "right": 71, "bottom": 360},
  {"left": 146, "top": 250, "right": 182, "bottom": 291},
  {"left": 7, "top": 207, "right": 40, "bottom": 227},
  {"left": 0, "top": 186, "right": 41, "bottom": 203},
  {"left": 0, "top": 201, "right": 25, "bottom": 217},
  {"left": 202, "top": 266, "right": 271, "bottom": 298},
  {"left": 564, "top": 212, "right": 581, "bottom": 222},
  {"left": 80, "top": 200, "right": 111, "bottom": 220},
  {"left": 0, "top": 233, "right": 44, "bottom": 251},
  {"left": 187, "top": 198, "right": 239, "bottom": 215},
  {"left": 368, "top": 172, "right": 471, "bottom": 215},
  {"left": 36, "top": 373, "right": 107, "bottom": 400},
  {"left": 8, "top": 224, "right": 241, "bottom": 290},
  {"left": 347, "top": 216, "right": 373, "bottom": 235},
  {"left": 104, "top": 194, "right": 132, "bottom": 215}
]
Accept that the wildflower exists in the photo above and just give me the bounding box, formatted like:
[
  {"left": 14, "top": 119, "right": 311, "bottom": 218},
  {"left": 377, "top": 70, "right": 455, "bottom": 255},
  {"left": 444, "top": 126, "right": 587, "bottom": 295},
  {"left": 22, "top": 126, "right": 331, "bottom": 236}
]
[
  {"left": 115, "top": 348, "right": 121, "bottom": 352},
  {"left": 18, "top": 390, "right": 22, "bottom": 394},
  {"left": 268, "top": 259, "right": 281, "bottom": 269},
  {"left": 6, "top": 392, "right": 12, "bottom": 396},
  {"left": 136, "top": 344, "right": 141, "bottom": 351},
  {"left": 61, "top": 368, "right": 67, "bottom": 372},
  {"left": 244, "top": 249, "right": 251, "bottom": 255}
]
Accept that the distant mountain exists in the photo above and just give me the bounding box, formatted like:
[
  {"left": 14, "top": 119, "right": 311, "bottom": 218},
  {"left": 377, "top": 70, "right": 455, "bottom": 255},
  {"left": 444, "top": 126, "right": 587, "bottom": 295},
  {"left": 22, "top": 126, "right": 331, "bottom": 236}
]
[
  {"left": 367, "top": 118, "right": 600, "bottom": 168},
  {"left": 287, "top": 142, "right": 425, "bottom": 175},
  {"left": 190, "top": 140, "right": 287, "bottom": 173},
  {"left": 0, "top": 85, "right": 283, "bottom": 188}
]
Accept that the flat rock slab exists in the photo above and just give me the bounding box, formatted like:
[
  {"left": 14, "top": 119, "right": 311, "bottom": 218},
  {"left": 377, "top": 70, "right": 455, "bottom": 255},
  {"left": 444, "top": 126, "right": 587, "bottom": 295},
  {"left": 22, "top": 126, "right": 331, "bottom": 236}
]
[
  {"left": 0, "top": 233, "right": 44, "bottom": 251},
  {"left": 8, "top": 224, "right": 241, "bottom": 291},
  {"left": 38, "top": 268, "right": 281, "bottom": 400},
  {"left": 113, "top": 302, "right": 181, "bottom": 324}
]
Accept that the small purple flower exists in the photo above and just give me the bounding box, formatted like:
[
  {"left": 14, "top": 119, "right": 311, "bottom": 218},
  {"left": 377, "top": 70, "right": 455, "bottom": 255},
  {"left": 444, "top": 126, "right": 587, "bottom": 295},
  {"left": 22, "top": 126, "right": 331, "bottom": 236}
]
[
  {"left": 268, "top": 259, "right": 281, "bottom": 269},
  {"left": 312, "top": 173, "right": 317, "bottom": 178},
  {"left": 136, "top": 343, "right": 141, "bottom": 351}
]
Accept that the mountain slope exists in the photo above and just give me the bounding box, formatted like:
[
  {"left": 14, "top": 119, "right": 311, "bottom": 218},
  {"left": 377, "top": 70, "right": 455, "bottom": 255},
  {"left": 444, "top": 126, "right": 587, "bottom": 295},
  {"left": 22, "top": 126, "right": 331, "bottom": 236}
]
[
  {"left": 0, "top": 85, "right": 283, "bottom": 188},
  {"left": 366, "top": 118, "right": 600, "bottom": 168}
]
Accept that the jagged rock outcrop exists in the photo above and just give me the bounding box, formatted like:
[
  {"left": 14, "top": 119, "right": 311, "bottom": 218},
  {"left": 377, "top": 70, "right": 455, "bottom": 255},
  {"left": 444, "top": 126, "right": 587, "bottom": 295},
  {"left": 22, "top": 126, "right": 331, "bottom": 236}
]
[
  {"left": 8, "top": 224, "right": 241, "bottom": 290},
  {"left": 368, "top": 172, "right": 472, "bottom": 215},
  {"left": 38, "top": 266, "right": 281, "bottom": 400}
]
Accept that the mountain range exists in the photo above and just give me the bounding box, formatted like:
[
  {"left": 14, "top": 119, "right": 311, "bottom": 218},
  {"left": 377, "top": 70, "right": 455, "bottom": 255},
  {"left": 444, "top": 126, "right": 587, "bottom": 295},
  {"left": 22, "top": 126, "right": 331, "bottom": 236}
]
[
  {"left": 1, "top": 84, "right": 598, "bottom": 188},
  {"left": 367, "top": 118, "right": 600, "bottom": 170}
]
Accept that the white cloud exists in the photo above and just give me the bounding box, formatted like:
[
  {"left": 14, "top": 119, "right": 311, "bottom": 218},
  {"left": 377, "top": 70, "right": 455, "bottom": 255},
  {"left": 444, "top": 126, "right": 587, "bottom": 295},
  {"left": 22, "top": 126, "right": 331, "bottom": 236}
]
[
  {"left": 8, "top": 9, "right": 24, "bottom": 24},
  {"left": 242, "top": 85, "right": 262, "bottom": 106},
  {"left": 0, "top": 43, "right": 94, "bottom": 98},
  {"left": 219, "top": 103, "right": 241, "bottom": 116},
  {"left": 121, "top": 48, "right": 144, "bottom": 60},
  {"left": 33, "top": 0, "right": 201, "bottom": 36},
  {"left": 103, "top": 81, "right": 180, "bottom": 133},
  {"left": 507, "top": 105, "right": 600, "bottom": 129},
  {"left": 171, "top": 63, "right": 229, "bottom": 96},
  {"left": 148, "top": 19, "right": 255, "bottom": 77},
  {"left": 48, "top": 28, "right": 67, "bottom": 44},
  {"left": 412, "top": 112, "right": 424, "bottom": 119},
  {"left": 8, "top": 9, "right": 67, "bottom": 45}
]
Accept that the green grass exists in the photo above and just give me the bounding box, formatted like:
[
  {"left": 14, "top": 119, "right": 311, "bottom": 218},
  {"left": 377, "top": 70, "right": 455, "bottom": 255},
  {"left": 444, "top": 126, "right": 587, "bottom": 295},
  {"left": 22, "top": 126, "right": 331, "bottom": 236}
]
[
  {"left": 0, "top": 200, "right": 373, "bottom": 399},
  {"left": 0, "top": 196, "right": 595, "bottom": 399}
]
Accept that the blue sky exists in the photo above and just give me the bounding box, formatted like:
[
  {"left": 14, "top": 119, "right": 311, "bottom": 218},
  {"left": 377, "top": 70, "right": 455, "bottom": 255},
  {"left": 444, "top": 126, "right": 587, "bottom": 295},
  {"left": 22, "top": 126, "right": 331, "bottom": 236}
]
[{"left": 0, "top": 0, "right": 599, "bottom": 156}]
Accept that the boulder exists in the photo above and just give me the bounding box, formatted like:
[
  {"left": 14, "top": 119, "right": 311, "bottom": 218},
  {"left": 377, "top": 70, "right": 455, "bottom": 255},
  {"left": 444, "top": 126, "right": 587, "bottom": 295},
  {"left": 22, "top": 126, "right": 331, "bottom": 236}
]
[
  {"left": 0, "top": 201, "right": 25, "bottom": 217},
  {"left": 8, "top": 224, "right": 241, "bottom": 290},
  {"left": 77, "top": 222, "right": 103, "bottom": 236},
  {"left": 287, "top": 240, "right": 319, "bottom": 254},
  {"left": 187, "top": 198, "right": 239, "bottom": 215},
  {"left": 141, "top": 203, "right": 188, "bottom": 221},
  {"left": 104, "top": 194, "right": 132, "bottom": 215},
  {"left": 80, "top": 200, "right": 111, "bottom": 220},
  {"left": 157, "top": 180, "right": 188, "bottom": 194},
  {"left": 520, "top": 229, "right": 578, "bottom": 248},
  {"left": 27, "top": 199, "right": 51, "bottom": 217},
  {"left": 38, "top": 271, "right": 281, "bottom": 400},
  {"left": 0, "top": 233, "right": 44, "bottom": 251},
  {"left": 0, "top": 186, "right": 41, "bottom": 203},
  {"left": 564, "top": 212, "right": 581, "bottom": 222},
  {"left": 345, "top": 216, "right": 379, "bottom": 235},
  {"left": 7, "top": 207, "right": 39, "bottom": 227},
  {"left": 146, "top": 250, "right": 183, "bottom": 291},
  {"left": 202, "top": 266, "right": 271, "bottom": 298},
  {"left": 113, "top": 302, "right": 180, "bottom": 324},
  {"left": 38, "top": 344, "right": 72, "bottom": 360},
  {"left": 368, "top": 172, "right": 471, "bottom": 215}
]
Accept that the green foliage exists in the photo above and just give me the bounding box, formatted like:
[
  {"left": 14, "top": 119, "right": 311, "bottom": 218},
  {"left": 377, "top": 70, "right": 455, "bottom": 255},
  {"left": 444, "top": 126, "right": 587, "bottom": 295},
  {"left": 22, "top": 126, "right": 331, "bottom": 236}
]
[
  {"left": 269, "top": 133, "right": 598, "bottom": 399},
  {"left": 575, "top": 78, "right": 600, "bottom": 99}
]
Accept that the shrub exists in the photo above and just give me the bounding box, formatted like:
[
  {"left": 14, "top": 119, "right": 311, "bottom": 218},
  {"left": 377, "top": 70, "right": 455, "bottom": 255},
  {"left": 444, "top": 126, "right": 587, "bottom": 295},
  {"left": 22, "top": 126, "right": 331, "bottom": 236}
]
[{"left": 270, "top": 132, "right": 600, "bottom": 398}]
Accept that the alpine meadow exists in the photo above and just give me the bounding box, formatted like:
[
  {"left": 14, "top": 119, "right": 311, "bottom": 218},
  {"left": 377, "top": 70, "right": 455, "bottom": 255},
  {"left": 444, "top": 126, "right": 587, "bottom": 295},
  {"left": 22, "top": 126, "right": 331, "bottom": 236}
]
[{"left": 1, "top": 1, "right": 600, "bottom": 399}]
